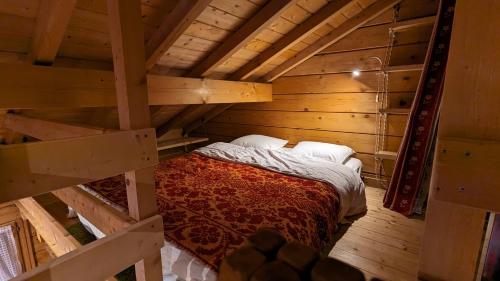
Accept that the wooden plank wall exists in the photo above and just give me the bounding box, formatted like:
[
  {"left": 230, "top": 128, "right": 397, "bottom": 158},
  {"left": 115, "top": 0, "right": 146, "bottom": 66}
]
[{"left": 195, "top": 0, "right": 437, "bottom": 184}]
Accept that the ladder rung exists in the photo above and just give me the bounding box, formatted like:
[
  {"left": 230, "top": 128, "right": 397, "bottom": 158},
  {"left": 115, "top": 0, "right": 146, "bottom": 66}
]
[
  {"left": 375, "top": 151, "right": 398, "bottom": 160},
  {"left": 390, "top": 16, "right": 436, "bottom": 32},
  {"left": 379, "top": 108, "right": 411, "bottom": 114},
  {"left": 385, "top": 64, "right": 424, "bottom": 73}
]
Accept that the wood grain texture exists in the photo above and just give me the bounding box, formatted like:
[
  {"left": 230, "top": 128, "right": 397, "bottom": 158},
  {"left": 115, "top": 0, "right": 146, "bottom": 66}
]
[
  {"left": 145, "top": 0, "right": 212, "bottom": 70},
  {"left": 263, "top": 0, "right": 402, "bottom": 81},
  {"left": 229, "top": 0, "right": 354, "bottom": 80},
  {"left": 0, "top": 129, "right": 158, "bottom": 203},
  {"left": 0, "top": 63, "right": 272, "bottom": 109},
  {"left": 330, "top": 186, "right": 424, "bottom": 280},
  {"left": 30, "top": 0, "right": 77, "bottom": 64},
  {"left": 12, "top": 215, "right": 164, "bottom": 281},
  {"left": 187, "top": 0, "right": 297, "bottom": 78}
]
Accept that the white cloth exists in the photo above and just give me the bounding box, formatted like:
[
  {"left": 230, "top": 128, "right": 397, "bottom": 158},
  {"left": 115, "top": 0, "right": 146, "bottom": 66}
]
[
  {"left": 196, "top": 142, "right": 367, "bottom": 219},
  {"left": 0, "top": 225, "right": 22, "bottom": 281}
]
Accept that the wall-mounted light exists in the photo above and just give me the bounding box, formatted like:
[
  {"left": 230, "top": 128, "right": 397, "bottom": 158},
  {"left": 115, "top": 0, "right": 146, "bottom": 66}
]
[{"left": 352, "top": 69, "right": 361, "bottom": 77}]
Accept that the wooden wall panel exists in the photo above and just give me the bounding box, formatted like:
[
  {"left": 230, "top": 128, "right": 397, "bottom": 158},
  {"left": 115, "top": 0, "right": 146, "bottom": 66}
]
[{"left": 198, "top": 0, "right": 436, "bottom": 184}]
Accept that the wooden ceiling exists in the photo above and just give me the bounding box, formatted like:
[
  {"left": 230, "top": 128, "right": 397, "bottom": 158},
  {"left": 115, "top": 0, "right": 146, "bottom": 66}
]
[
  {"left": 0, "top": 0, "right": 409, "bottom": 143},
  {"left": 0, "top": 0, "right": 383, "bottom": 78}
]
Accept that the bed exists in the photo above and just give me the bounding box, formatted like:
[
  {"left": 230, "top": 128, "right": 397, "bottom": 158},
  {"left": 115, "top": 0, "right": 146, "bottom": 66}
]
[{"left": 76, "top": 142, "right": 366, "bottom": 281}]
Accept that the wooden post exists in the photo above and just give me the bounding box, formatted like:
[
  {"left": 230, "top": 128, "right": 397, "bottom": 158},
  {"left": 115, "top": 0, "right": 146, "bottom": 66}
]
[
  {"left": 419, "top": 0, "right": 499, "bottom": 279},
  {"left": 107, "top": 0, "right": 163, "bottom": 280}
]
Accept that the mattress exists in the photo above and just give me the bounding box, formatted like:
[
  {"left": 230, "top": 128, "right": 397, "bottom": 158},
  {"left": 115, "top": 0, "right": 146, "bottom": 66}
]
[{"left": 77, "top": 143, "right": 366, "bottom": 281}]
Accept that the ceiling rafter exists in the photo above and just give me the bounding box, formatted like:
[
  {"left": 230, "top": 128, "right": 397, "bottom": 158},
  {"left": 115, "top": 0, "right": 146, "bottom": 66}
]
[
  {"left": 229, "top": 0, "right": 355, "bottom": 81},
  {"left": 158, "top": 0, "right": 296, "bottom": 138},
  {"left": 186, "top": 0, "right": 298, "bottom": 78},
  {"left": 145, "top": 0, "right": 212, "bottom": 71},
  {"left": 263, "top": 0, "right": 403, "bottom": 82},
  {"left": 30, "top": 0, "right": 77, "bottom": 65}
]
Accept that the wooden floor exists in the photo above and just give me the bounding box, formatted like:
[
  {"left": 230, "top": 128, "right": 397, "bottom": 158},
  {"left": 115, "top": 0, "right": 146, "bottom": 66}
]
[{"left": 329, "top": 186, "right": 425, "bottom": 281}]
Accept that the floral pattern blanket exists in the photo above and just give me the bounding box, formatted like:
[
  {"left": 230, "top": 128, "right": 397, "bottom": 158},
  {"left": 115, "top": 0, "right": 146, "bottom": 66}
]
[{"left": 84, "top": 152, "right": 341, "bottom": 270}]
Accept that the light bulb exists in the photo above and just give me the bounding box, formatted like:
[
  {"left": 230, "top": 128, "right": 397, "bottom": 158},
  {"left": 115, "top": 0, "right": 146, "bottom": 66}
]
[{"left": 352, "top": 70, "right": 361, "bottom": 77}]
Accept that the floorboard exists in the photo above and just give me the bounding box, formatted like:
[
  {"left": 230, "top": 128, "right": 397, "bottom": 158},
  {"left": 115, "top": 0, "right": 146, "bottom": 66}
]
[{"left": 329, "top": 186, "right": 425, "bottom": 281}]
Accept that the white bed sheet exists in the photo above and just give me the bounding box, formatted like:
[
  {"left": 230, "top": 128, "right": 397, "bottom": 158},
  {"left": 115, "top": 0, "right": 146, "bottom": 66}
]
[{"left": 76, "top": 142, "right": 366, "bottom": 281}]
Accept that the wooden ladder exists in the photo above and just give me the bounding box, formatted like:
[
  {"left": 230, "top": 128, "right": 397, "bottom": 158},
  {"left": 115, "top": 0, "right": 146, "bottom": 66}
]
[{"left": 374, "top": 14, "right": 436, "bottom": 183}]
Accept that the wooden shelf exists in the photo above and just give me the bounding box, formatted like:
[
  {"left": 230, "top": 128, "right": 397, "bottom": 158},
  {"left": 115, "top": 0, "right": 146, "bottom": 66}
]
[
  {"left": 375, "top": 150, "right": 398, "bottom": 160},
  {"left": 385, "top": 64, "right": 424, "bottom": 73},
  {"left": 157, "top": 137, "right": 209, "bottom": 151},
  {"left": 379, "top": 108, "right": 411, "bottom": 114},
  {"left": 390, "top": 16, "right": 436, "bottom": 32}
]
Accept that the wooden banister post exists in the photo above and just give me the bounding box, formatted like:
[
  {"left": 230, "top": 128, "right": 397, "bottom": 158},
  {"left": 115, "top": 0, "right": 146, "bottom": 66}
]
[{"left": 107, "top": 0, "right": 163, "bottom": 280}]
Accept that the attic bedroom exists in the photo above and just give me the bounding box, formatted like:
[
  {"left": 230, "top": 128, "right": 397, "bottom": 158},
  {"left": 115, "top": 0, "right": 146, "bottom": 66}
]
[{"left": 0, "top": 0, "right": 499, "bottom": 281}]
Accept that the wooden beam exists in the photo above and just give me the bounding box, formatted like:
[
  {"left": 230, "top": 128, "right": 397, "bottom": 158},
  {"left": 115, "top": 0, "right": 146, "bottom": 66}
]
[
  {"left": 17, "top": 195, "right": 119, "bottom": 281},
  {"left": 148, "top": 75, "right": 272, "bottom": 104},
  {"left": 418, "top": 194, "right": 486, "bottom": 281},
  {"left": 186, "top": 0, "right": 297, "bottom": 78},
  {"left": 0, "top": 63, "right": 273, "bottom": 109},
  {"left": 229, "top": 0, "right": 355, "bottom": 81},
  {"left": 12, "top": 215, "right": 164, "bottom": 281},
  {"left": 419, "top": 1, "right": 494, "bottom": 280},
  {"left": 183, "top": 104, "right": 233, "bottom": 136},
  {"left": 3, "top": 113, "right": 110, "bottom": 140},
  {"left": 157, "top": 137, "right": 209, "bottom": 151},
  {"left": 107, "top": 0, "right": 162, "bottom": 279},
  {"left": 390, "top": 15, "right": 436, "bottom": 32},
  {"left": 0, "top": 129, "right": 158, "bottom": 204},
  {"left": 53, "top": 186, "right": 135, "bottom": 234},
  {"left": 432, "top": 138, "right": 500, "bottom": 212},
  {"left": 30, "top": 0, "right": 77, "bottom": 64},
  {"left": 16, "top": 198, "right": 80, "bottom": 257},
  {"left": 145, "top": 0, "right": 211, "bottom": 70},
  {"left": 263, "top": 0, "right": 402, "bottom": 82}
]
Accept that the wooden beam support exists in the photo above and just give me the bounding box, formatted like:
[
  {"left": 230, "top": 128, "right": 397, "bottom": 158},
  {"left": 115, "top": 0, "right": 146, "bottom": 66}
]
[
  {"left": 419, "top": 1, "right": 495, "bottom": 280},
  {"left": 107, "top": 0, "right": 162, "bottom": 279},
  {"left": 0, "top": 129, "right": 158, "bottom": 204},
  {"left": 16, "top": 198, "right": 80, "bottom": 257},
  {"left": 229, "top": 0, "right": 354, "bottom": 81},
  {"left": 148, "top": 75, "right": 272, "bottom": 105},
  {"left": 183, "top": 104, "right": 233, "bottom": 136},
  {"left": 0, "top": 63, "right": 272, "bottom": 109},
  {"left": 12, "top": 215, "right": 164, "bottom": 281},
  {"left": 432, "top": 138, "right": 500, "bottom": 212},
  {"left": 3, "top": 113, "right": 110, "bottom": 140},
  {"left": 30, "top": 0, "right": 77, "bottom": 65},
  {"left": 186, "top": 0, "right": 297, "bottom": 78},
  {"left": 263, "top": 0, "right": 402, "bottom": 82},
  {"left": 53, "top": 186, "right": 135, "bottom": 234},
  {"left": 390, "top": 15, "right": 436, "bottom": 32},
  {"left": 145, "top": 0, "right": 211, "bottom": 70}
]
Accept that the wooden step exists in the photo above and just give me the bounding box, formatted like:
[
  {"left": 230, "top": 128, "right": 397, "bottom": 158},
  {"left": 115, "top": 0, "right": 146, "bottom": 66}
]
[
  {"left": 157, "top": 137, "right": 209, "bottom": 151},
  {"left": 375, "top": 151, "right": 398, "bottom": 160},
  {"left": 390, "top": 16, "right": 436, "bottom": 32},
  {"left": 385, "top": 64, "right": 423, "bottom": 73},
  {"left": 379, "top": 108, "right": 410, "bottom": 115}
]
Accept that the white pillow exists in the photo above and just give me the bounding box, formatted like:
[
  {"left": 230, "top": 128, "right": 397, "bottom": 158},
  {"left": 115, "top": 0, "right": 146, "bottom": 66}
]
[
  {"left": 230, "top": 135, "right": 288, "bottom": 150},
  {"left": 291, "top": 141, "right": 355, "bottom": 164}
]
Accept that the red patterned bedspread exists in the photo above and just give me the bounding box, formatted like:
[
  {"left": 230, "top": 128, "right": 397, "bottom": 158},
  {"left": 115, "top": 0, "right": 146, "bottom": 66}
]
[{"left": 85, "top": 153, "right": 341, "bottom": 270}]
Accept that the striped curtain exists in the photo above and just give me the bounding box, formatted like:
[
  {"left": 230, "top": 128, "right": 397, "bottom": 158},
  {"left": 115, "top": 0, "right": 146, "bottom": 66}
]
[
  {"left": 384, "top": 0, "right": 456, "bottom": 216},
  {"left": 0, "top": 225, "right": 22, "bottom": 280}
]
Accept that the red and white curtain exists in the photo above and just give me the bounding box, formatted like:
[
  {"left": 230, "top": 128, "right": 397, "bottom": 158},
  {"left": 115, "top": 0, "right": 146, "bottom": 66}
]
[{"left": 384, "top": 0, "right": 456, "bottom": 216}]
